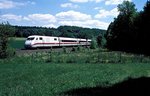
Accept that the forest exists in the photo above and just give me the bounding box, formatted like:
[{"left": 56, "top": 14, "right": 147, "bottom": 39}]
[
  {"left": 105, "top": 0, "right": 150, "bottom": 55},
  {"left": 14, "top": 25, "right": 106, "bottom": 39}
]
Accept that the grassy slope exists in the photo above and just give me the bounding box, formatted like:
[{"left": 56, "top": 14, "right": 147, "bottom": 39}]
[{"left": 0, "top": 62, "right": 150, "bottom": 96}]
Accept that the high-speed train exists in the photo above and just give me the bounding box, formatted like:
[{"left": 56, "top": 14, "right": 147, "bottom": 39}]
[{"left": 24, "top": 35, "right": 91, "bottom": 49}]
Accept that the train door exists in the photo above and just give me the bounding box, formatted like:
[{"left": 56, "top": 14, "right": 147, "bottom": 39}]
[{"left": 39, "top": 37, "right": 44, "bottom": 47}]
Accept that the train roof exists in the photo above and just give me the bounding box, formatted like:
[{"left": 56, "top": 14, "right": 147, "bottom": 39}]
[
  {"left": 27, "top": 35, "right": 57, "bottom": 38},
  {"left": 27, "top": 35, "right": 91, "bottom": 40}
]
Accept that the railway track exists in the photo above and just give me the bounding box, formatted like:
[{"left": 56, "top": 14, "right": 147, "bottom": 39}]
[{"left": 15, "top": 47, "right": 81, "bottom": 56}]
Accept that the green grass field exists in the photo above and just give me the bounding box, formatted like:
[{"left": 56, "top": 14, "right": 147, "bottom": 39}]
[
  {"left": 0, "top": 56, "right": 150, "bottom": 96},
  {"left": 9, "top": 37, "right": 26, "bottom": 49}
]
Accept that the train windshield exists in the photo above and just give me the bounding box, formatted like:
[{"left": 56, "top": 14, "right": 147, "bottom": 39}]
[{"left": 27, "top": 37, "right": 35, "bottom": 40}]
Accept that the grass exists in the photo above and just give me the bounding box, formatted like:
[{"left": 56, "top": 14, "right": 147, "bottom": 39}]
[
  {"left": 8, "top": 37, "right": 26, "bottom": 49},
  {"left": 1, "top": 43, "right": 150, "bottom": 95},
  {"left": 0, "top": 56, "right": 150, "bottom": 96},
  {"left": 44, "top": 48, "right": 150, "bottom": 64}
]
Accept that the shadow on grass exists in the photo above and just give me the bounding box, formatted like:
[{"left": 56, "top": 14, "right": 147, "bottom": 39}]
[{"left": 62, "top": 77, "right": 150, "bottom": 96}]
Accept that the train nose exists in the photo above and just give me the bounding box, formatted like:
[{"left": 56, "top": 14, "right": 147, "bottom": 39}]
[
  {"left": 24, "top": 41, "right": 32, "bottom": 49},
  {"left": 25, "top": 41, "right": 31, "bottom": 45}
]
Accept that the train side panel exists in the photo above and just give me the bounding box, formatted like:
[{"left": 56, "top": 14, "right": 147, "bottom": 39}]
[
  {"left": 42, "top": 37, "right": 59, "bottom": 47},
  {"left": 79, "top": 39, "right": 91, "bottom": 46},
  {"left": 59, "top": 37, "right": 79, "bottom": 46}
]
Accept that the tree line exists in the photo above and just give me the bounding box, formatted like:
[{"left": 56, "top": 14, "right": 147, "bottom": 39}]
[
  {"left": 14, "top": 25, "right": 106, "bottom": 39},
  {"left": 105, "top": 0, "right": 150, "bottom": 55}
]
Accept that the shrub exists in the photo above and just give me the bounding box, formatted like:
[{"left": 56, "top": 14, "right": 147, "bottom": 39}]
[
  {"left": 63, "top": 47, "right": 67, "bottom": 53},
  {"left": 0, "top": 22, "right": 15, "bottom": 59},
  {"left": 6, "top": 47, "right": 16, "bottom": 58},
  {"left": 90, "top": 38, "right": 97, "bottom": 49}
]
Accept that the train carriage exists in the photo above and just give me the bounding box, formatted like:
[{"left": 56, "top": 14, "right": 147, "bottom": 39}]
[
  {"left": 59, "top": 37, "right": 79, "bottom": 46},
  {"left": 24, "top": 35, "right": 91, "bottom": 49}
]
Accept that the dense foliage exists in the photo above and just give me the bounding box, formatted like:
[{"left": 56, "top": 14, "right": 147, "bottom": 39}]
[
  {"left": 0, "top": 22, "right": 15, "bottom": 58},
  {"left": 14, "top": 25, "right": 106, "bottom": 39},
  {"left": 106, "top": 0, "right": 150, "bottom": 55},
  {"left": 106, "top": 1, "right": 137, "bottom": 51},
  {"left": 134, "top": 0, "right": 150, "bottom": 54}
]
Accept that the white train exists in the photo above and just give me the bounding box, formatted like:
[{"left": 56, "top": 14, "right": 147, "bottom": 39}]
[{"left": 24, "top": 35, "right": 91, "bottom": 49}]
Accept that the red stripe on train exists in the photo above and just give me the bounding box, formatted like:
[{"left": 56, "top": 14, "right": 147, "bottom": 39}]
[{"left": 33, "top": 42, "right": 80, "bottom": 45}]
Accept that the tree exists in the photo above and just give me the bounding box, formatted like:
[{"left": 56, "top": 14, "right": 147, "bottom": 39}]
[
  {"left": 135, "top": 0, "right": 150, "bottom": 54},
  {"left": 106, "top": 1, "right": 137, "bottom": 51},
  {"left": 97, "top": 34, "right": 103, "bottom": 47},
  {"left": 0, "top": 22, "right": 15, "bottom": 58}
]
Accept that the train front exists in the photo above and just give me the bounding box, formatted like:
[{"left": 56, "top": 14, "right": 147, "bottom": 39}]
[{"left": 24, "top": 36, "right": 35, "bottom": 49}]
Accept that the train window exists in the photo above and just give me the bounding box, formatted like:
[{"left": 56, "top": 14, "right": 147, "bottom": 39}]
[
  {"left": 36, "top": 38, "right": 38, "bottom": 40},
  {"left": 54, "top": 38, "right": 57, "bottom": 41},
  {"left": 79, "top": 41, "right": 86, "bottom": 43},
  {"left": 27, "top": 37, "right": 34, "bottom": 40},
  {"left": 61, "top": 40, "right": 77, "bottom": 42},
  {"left": 39, "top": 37, "right": 43, "bottom": 40}
]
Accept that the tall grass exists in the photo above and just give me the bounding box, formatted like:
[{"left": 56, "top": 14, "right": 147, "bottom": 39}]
[
  {"left": 0, "top": 59, "right": 150, "bottom": 96},
  {"left": 6, "top": 47, "right": 150, "bottom": 64},
  {"left": 44, "top": 48, "right": 150, "bottom": 64}
]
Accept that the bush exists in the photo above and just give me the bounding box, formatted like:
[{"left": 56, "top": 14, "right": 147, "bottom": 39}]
[
  {"left": 6, "top": 47, "right": 16, "bottom": 58},
  {"left": 0, "top": 22, "right": 15, "bottom": 59},
  {"left": 90, "top": 38, "right": 97, "bottom": 49},
  {"left": 62, "top": 47, "right": 67, "bottom": 53}
]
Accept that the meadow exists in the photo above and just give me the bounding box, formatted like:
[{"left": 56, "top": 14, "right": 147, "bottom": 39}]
[
  {"left": 8, "top": 37, "right": 26, "bottom": 49},
  {"left": 0, "top": 38, "right": 150, "bottom": 96},
  {"left": 0, "top": 58, "right": 150, "bottom": 96}
]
